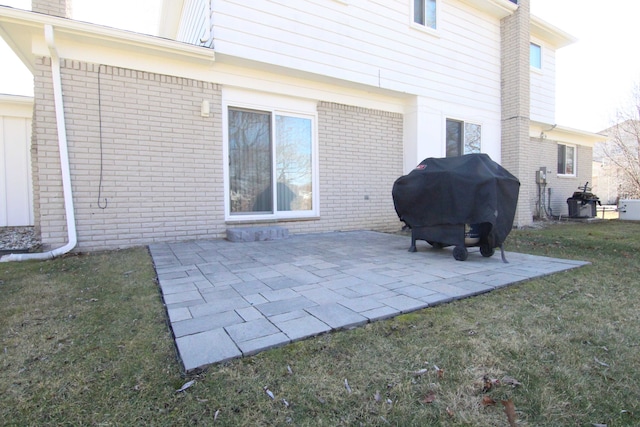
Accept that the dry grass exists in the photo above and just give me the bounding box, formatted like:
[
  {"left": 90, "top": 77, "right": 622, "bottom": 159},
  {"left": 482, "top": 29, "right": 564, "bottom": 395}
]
[{"left": 1, "top": 220, "right": 639, "bottom": 426}]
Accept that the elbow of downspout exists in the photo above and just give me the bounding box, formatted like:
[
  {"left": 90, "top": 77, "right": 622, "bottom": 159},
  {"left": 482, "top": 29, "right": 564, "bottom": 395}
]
[{"left": 1, "top": 25, "right": 77, "bottom": 262}]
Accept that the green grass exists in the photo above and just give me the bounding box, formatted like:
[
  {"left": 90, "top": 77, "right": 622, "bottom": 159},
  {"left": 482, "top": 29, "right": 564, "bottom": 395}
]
[{"left": 1, "top": 220, "right": 639, "bottom": 426}]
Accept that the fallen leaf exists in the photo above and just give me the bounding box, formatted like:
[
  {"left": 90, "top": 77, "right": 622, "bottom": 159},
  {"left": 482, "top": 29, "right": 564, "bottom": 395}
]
[
  {"left": 502, "top": 376, "right": 522, "bottom": 387},
  {"left": 434, "top": 364, "right": 445, "bottom": 379},
  {"left": 482, "top": 396, "right": 497, "bottom": 406},
  {"left": 594, "top": 357, "right": 610, "bottom": 367},
  {"left": 446, "top": 407, "right": 454, "bottom": 417},
  {"left": 214, "top": 409, "right": 220, "bottom": 421},
  {"left": 423, "top": 391, "right": 436, "bottom": 404},
  {"left": 175, "top": 380, "right": 195, "bottom": 393},
  {"left": 264, "top": 386, "right": 275, "bottom": 400},
  {"left": 282, "top": 398, "right": 290, "bottom": 408},
  {"left": 374, "top": 390, "right": 381, "bottom": 402},
  {"left": 412, "top": 368, "right": 428, "bottom": 376},
  {"left": 287, "top": 365, "right": 293, "bottom": 375},
  {"left": 482, "top": 375, "right": 500, "bottom": 392},
  {"left": 502, "top": 399, "right": 517, "bottom": 427},
  {"left": 591, "top": 424, "right": 607, "bottom": 427},
  {"left": 344, "top": 378, "right": 352, "bottom": 394}
]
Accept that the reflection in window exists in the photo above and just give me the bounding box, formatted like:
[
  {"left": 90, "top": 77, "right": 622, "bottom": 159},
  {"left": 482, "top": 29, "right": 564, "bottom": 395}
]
[
  {"left": 557, "top": 144, "right": 575, "bottom": 175},
  {"left": 228, "top": 108, "right": 313, "bottom": 215},
  {"left": 414, "top": 0, "right": 436, "bottom": 29},
  {"left": 530, "top": 43, "right": 542, "bottom": 69},
  {"left": 446, "top": 119, "right": 482, "bottom": 157}
]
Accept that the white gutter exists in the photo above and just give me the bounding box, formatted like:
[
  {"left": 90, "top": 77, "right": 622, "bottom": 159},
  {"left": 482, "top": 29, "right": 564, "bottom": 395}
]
[{"left": 1, "top": 24, "right": 77, "bottom": 262}]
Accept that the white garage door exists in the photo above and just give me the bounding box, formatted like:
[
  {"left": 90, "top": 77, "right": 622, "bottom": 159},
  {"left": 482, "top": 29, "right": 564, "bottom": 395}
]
[{"left": 0, "top": 96, "right": 33, "bottom": 227}]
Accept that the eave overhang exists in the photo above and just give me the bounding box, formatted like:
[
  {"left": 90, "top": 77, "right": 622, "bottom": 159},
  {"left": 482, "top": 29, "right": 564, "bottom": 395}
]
[
  {"left": 531, "top": 15, "right": 577, "bottom": 48},
  {"left": 0, "top": 5, "right": 214, "bottom": 76},
  {"left": 531, "top": 121, "right": 606, "bottom": 147}
]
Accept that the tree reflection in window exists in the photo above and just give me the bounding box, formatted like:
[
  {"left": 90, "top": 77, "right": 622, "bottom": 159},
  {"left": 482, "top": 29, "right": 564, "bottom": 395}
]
[{"left": 228, "top": 108, "right": 313, "bottom": 215}]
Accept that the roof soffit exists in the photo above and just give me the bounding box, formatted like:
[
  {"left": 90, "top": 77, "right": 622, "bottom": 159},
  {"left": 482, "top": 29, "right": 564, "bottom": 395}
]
[
  {"left": 0, "top": 6, "right": 214, "bottom": 73},
  {"left": 530, "top": 121, "right": 605, "bottom": 147},
  {"left": 530, "top": 16, "right": 576, "bottom": 48}
]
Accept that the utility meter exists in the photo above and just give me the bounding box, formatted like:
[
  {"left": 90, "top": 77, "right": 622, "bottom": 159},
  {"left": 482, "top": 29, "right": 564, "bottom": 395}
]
[{"left": 536, "top": 167, "right": 547, "bottom": 184}]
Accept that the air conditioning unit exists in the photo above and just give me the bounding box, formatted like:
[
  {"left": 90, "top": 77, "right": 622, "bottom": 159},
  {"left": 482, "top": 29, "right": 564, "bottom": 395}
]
[{"left": 618, "top": 199, "right": 640, "bottom": 221}]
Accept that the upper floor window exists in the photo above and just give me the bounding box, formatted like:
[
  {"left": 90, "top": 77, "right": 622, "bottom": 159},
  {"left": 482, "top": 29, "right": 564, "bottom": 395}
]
[
  {"left": 414, "top": 0, "right": 437, "bottom": 29},
  {"left": 530, "top": 43, "right": 542, "bottom": 69},
  {"left": 557, "top": 144, "right": 576, "bottom": 175},
  {"left": 446, "top": 119, "right": 481, "bottom": 157}
]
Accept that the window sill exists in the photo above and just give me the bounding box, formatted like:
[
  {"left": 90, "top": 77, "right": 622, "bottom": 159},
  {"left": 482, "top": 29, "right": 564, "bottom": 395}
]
[
  {"left": 530, "top": 66, "right": 543, "bottom": 75},
  {"left": 409, "top": 22, "right": 440, "bottom": 38},
  {"left": 557, "top": 174, "right": 577, "bottom": 179}
]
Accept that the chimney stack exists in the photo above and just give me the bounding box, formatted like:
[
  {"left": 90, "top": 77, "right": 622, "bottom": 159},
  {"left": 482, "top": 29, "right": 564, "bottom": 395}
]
[{"left": 32, "top": 0, "right": 72, "bottom": 19}]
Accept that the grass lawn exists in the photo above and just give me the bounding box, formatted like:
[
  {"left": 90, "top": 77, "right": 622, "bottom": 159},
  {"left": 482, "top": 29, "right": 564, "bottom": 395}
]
[{"left": 1, "top": 220, "right": 639, "bottom": 426}]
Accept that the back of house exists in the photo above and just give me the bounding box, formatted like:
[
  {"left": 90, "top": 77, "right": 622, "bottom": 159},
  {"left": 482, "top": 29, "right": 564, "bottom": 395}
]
[{"left": 0, "top": 0, "right": 602, "bottom": 252}]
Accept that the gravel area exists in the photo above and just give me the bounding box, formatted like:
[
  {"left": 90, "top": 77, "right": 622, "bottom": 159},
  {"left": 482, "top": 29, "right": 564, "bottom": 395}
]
[{"left": 0, "top": 227, "right": 41, "bottom": 252}]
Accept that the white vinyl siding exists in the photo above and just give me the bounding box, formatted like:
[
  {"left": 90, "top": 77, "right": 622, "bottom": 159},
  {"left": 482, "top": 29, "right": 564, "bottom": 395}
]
[
  {"left": 211, "top": 0, "right": 502, "bottom": 113},
  {"left": 176, "top": 0, "right": 213, "bottom": 47},
  {"left": 0, "top": 105, "right": 33, "bottom": 226},
  {"left": 530, "top": 38, "right": 556, "bottom": 124}
]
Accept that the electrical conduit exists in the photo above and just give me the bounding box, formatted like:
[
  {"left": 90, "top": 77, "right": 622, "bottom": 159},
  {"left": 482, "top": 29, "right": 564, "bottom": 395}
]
[{"left": 1, "top": 25, "right": 77, "bottom": 262}]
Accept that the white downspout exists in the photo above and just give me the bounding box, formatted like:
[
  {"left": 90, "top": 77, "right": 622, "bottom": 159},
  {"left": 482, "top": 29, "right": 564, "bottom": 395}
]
[{"left": 1, "top": 24, "right": 77, "bottom": 262}]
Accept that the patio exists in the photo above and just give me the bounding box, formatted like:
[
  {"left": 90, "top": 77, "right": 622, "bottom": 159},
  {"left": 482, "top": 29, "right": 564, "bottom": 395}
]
[{"left": 149, "top": 231, "right": 588, "bottom": 372}]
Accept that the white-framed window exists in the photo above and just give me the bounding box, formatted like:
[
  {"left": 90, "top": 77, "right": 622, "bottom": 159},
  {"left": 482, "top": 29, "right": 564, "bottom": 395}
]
[
  {"left": 530, "top": 42, "right": 542, "bottom": 69},
  {"left": 413, "top": 0, "right": 437, "bottom": 30},
  {"left": 557, "top": 144, "right": 576, "bottom": 175},
  {"left": 223, "top": 90, "right": 318, "bottom": 221},
  {"left": 445, "top": 118, "right": 481, "bottom": 157}
]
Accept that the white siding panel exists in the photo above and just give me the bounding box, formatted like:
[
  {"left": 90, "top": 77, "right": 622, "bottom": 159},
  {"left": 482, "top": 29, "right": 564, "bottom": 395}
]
[
  {"left": 531, "top": 37, "right": 556, "bottom": 124},
  {"left": 211, "top": 0, "right": 502, "bottom": 111},
  {"left": 0, "top": 115, "right": 33, "bottom": 226},
  {"left": 177, "top": 0, "right": 212, "bottom": 47}
]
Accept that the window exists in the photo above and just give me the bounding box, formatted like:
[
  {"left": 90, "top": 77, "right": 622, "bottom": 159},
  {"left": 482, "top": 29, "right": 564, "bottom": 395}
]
[
  {"left": 557, "top": 144, "right": 576, "bottom": 175},
  {"left": 446, "top": 119, "right": 481, "bottom": 157},
  {"left": 414, "top": 0, "right": 437, "bottom": 29},
  {"left": 227, "top": 107, "right": 315, "bottom": 218},
  {"left": 530, "top": 43, "right": 542, "bottom": 69}
]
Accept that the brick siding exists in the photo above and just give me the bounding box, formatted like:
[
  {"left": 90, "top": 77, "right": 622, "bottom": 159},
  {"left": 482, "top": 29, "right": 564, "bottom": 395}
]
[
  {"left": 33, "top": 59, "right": 404, "bottom": 251},
  {"left": 501, "top": 0, "right": 533, "bottom": 226},
  {"left": 31, "top": 0, "right": 72, "bottom": 18},
  {"left": 33, "top": 58, "right": 225, "bottom": 251}
]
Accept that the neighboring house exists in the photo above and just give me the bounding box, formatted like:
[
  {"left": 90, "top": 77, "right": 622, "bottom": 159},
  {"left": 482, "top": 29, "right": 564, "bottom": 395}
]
[
  {"left": 0, "top": 94, "right": 34, "bottom": 226},
  {"left": 593, "top": 120, "right": 640, "bottom": 202},
  {"left": 0, "top": 0, "right": 602, "bottom": 252}
]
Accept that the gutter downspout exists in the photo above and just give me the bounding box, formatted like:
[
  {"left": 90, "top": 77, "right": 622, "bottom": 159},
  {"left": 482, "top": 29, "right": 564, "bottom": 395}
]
[{"left": 1, "top": 24, "right": 77, "bottom": 262}]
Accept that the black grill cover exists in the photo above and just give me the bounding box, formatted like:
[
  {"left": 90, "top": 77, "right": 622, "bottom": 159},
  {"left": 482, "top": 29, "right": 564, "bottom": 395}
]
[{"left": 392, "top": 154, "right": 520, "bottom": 247}]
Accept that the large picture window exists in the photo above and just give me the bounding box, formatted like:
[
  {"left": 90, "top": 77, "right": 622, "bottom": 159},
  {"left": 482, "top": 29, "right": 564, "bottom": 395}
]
[
  {"left": 446, "top": 119, "right": 481, "bottom": 157},
  {"left": 228, "top": 107, "right": 314, "bottom": 217},
  {"left": 557, "top": 144, "right": 576, "bottom": 175}
]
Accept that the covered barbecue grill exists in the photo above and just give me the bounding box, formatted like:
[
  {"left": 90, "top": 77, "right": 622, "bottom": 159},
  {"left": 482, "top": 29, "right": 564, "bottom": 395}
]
[{"left": 392, "top": 154, "right": 520, "bottom": 261}]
